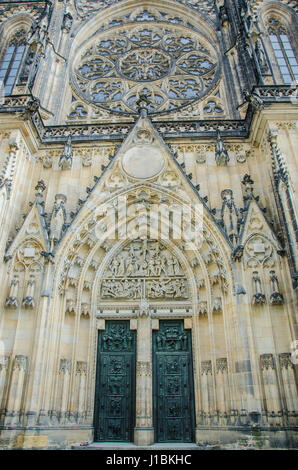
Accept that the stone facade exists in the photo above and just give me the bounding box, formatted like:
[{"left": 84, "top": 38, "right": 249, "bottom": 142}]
[{"left": 0, "top": 0, "right": 297, "bottom": 449}]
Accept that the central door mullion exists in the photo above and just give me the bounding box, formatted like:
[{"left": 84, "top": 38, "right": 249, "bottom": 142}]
[{"left": 134, "top": 315, "right": 155, "bottom": 446}]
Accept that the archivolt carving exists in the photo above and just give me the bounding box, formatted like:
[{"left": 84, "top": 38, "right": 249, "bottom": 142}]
[{"left": 54, "top": 181, "right": 232, "bottom": 318}]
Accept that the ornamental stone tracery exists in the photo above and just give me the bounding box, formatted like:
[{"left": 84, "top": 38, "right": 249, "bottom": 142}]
[
  {"left": 74, "top": 0, "right": 216, "bottom": 22},
  {"left": 72, "top": 24, "right": 220, "bottom": 115}
]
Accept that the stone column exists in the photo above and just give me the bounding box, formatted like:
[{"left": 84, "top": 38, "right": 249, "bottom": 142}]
[
  {"left": 76, "top": 361, "right": 87, "bottom": 424},
  {"left": 26, "top": 254, "right": 54, "bottom": 425},
  {"left": 133, "top": 301, "right": 154, "bottom": 446},
  {"left": 5, "top": 355, "right": 28, "bottom": 425},
  {"left": 58, "top": 358, "right": 72, "bottom": 424},
  {"left": 216, "top": 358, "right": 229, "bottom": 425},
  {"left": 200, "top": 360, "right": 213, "bottom": 425},
  {"left": 0, "top": 355, "right": 10, "bottom": 421},
  {"left": 260, "top": 354, "right": 282, "bottom": 426},
  {"left": 279, "top": 353, "right": 297, "bottom": 425},
  {"left": 0, "top": 141, "right": 18, "bottom": 258}
]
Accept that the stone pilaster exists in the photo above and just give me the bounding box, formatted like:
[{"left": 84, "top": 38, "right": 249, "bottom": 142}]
[
  {"left": 216, "top": 358, "right": 229, "bottom": 425},
  {"left": 200, "top": 360, "right": 213, "bottom": 425},
  {"left": 260, "top": 354, "right": 282, "bottom": 426},
  {"left": 76, "top": 361, "right": 87, "bottom": 424},
  {"left": 5, "top": 355, "right": 28, "bottom": 425},
  {"left": 279, "top": 353, "right": 297, "bottom": 425}
]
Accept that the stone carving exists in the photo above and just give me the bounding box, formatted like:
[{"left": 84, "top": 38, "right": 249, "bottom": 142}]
[
  {"left": 221, "top": 189, "right": 239, "bottom": 245},
  {"left": 136, "top": 361, "right": 152, "bottom": 377},
  {"left": 59, "top": 136, "right": 73, "bottom": 170},
  {"left": 101, "top": 240, "right": 188, "bottom": 300},
  {"left": 50, "top": 194, "right": 67, "bottom": 244},
  {"left": 201, "top": 360, "right": 212, "bottom": 375},
  {"left": 74, "top": 1, "right": 216, "bottom": 21},
  {"left": 244, "top": 236, "right": 275, "bottom": 268},
  {"left": 0, "top": 355, "right": 10, "bottom": 373},
  {"left": 260, "top": 354, "right": 275, "bottom": 371},
  {"left": 279, "top": 353, "right": 293, "bottom": 370},
  {"left": 59, "top": 358, "right": 72, "bottom": 374},
  {"left": 81, "top": 303, "right": 90, "bottom": 317},
  {"left": 73, "top": 24, "right": 219, "bottom": 114},
  {"left": 216, "top": 357, "right": 228, "bottom": 373},
  {"left": 252, "top": 271, "right": 266, "bottom": 305},
  {"left": 198, "top": 301, "right": 208, "bottom": 316},
  {"left": 0, "top": 141, "right": 19, "bottom": 199},
  {"left": 242, "top": 174, "right": 254, "bottom": 200},
  {"left": 215, "top": 131, "right": 229, "bottom": 166},
  {"left": 62, "top": 12, "right": 73, "bottom": 33},
  {"left": 147, "top": 278, "right": 188, "bottom": 299},
  {"left": 13, "top": 355, "right": 28, "bottom": 372},
  {"left": 212, "top": 297, "right": 222, "bottom": 313},
  {"left": 255, "top": 39, "right": 268, "bottom": 73},
  {"left": 5, "top": 277, "right": 19, "bottom": 308},
  {"left": 269, "top": 271, "right": 284, "bottom": 305},
  {"left": 66, "top": 299, "right": 76, "bottom": 314},
  {"left": 22, "top": 277, "right": 35, "bottom": 308}
]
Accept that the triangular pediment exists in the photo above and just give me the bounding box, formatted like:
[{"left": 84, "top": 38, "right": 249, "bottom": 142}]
[
  {"left": 73, "top": 112, "right": 230, "bottom": 242},
  {"left": 96, "top": 112, "right": 198, "bottom": 200}
]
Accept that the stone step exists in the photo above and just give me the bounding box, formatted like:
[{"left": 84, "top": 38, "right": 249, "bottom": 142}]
[{"left": 71, "top": 442, "right": 218, "bottom": 450}]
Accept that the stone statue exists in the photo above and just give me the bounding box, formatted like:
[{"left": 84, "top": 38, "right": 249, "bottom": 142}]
[{"left": 215, "top": 130, "right": 229, "bottom": 166}]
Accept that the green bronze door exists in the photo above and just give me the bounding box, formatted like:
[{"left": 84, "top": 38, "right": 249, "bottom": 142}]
[
  {"left": 94, "top": 321, "right": 136, "bottom": 442},
  {"left": 153, "top": 320, "right": 195, "bottom": 442}
]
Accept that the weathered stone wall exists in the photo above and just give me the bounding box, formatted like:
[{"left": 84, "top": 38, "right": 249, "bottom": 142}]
[{"left": 0, "top": 0, "right": 297, "bottom": 449}]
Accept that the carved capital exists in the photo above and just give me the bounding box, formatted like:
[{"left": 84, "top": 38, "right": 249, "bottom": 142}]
[
  {"left": 260, "top": 354, "right": 275, "bottom": 371},
  {"left": 279, "top": 353, "right": 293, "bottom": 370},
  {"left": 13, "top": 355, "right": 28, "bottom": 372},
  {"left": 59, "top": 358, "right": 71, "bottom": 374},
  {"left": 216, "top": 357, "right": 228, "bottom": 373},
  {"left": 0, "top": 355, "right": 10, "bottom": 372},
  {"left": 76, "top": 361, "right": 87, "bottom": 376},
  {"left": 136, "top": 361, "right": 152, "bottom": 377},
  {"left": 201, "top": 360, "right": 212, "bottom": 375}
]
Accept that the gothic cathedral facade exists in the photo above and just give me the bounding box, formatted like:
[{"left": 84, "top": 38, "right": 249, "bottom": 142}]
[{"left": 0, "top": 0, "right": 297, "bottom": 450}]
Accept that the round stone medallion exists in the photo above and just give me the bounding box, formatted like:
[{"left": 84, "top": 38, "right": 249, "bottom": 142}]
[{"left": 122, "top": 145, "right": 165, "bottom": 179}]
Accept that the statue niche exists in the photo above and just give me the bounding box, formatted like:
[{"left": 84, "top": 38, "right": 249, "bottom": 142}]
[{"left": 100, "top": 240, "right": 189, "bottom": 301}]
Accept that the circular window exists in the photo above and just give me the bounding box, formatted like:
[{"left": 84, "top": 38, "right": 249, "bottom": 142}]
[{"left": 72, "top": 24, "right": 220, "bottom": 115}]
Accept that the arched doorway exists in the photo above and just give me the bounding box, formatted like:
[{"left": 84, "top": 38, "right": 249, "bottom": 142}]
[{"left": 93, "top": 238, "right": 196, "bottom": 444}]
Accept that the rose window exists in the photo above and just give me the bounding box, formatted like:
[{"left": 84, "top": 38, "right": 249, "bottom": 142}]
[{"left": 72, "top": 25, "right": 220, "bottom": 115}]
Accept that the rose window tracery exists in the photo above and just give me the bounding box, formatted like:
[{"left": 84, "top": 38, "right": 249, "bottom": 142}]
[{"left": 72, "top": 24, "right": 220, "bottom": 115}]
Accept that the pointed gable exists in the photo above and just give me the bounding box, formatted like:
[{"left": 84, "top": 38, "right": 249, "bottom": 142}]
[
  {"left": 5, "top": 199, "right": 49, "bottom": 261},
  {"left": 240, "top": 197, "right": 282, "bottom": 269}
]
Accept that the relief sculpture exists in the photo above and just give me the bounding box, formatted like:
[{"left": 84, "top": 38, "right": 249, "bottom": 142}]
[{"left": 100, "top": 240, "right": 189, "bottom": 300}]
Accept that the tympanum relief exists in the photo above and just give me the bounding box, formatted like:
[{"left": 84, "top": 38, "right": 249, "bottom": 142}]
[{"left": 100, "top": 240, "right": 189, "bottom": 301}]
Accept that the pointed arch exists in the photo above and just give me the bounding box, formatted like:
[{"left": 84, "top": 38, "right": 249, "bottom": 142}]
[{"left": 258, "top": 2, "right": 298, "bottom": 84}]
